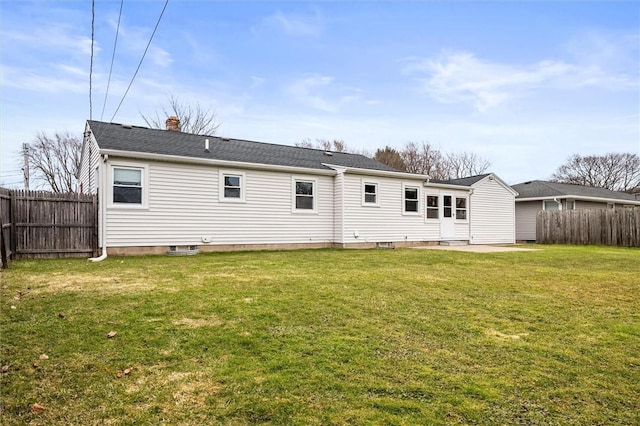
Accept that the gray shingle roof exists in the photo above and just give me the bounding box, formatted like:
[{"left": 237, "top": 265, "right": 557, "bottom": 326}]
[
  {"left": 512, "top": 180, "right": 639, "bottom": 202},
  {"left": 432, "top": 174, "right": 490, "bottom": 186},
  {"left": 87, "top": 120, "right": 398, "bottom": 172}
]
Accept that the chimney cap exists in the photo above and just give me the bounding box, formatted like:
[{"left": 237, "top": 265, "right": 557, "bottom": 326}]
[{"left": 166, "top": 116, "right": 181, "bottom": 131}]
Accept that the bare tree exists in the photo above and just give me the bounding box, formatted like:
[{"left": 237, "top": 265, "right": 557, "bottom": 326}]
[
  {"left": 295, "top": 138, "right": 350, "bottom": 152},
  {"left": 373, "top": 146, "right": 406, "bottom": 171},
  {"left": 141, "top": 94, "right": 220, "bottom": 135},
  {"left": 551, "top": 153, "right": 640, "bottom": 192},
  {"left": 400, "top": 142, "right": 449, "bottom": 179},
  {"left": 444, "top": 151, "right": 491, "bottom": 179},
  {"left": 26, "top": 132, "right": 82, "bottom": 193}
]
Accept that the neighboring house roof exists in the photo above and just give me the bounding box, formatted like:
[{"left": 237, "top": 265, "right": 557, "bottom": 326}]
[
  {"left": 87, "top": 120, "right": 398, "bottom": 173},
  {"left": 512, "top": 180, "right": 640, "bottom": 204},
  {"left": 433, "top": 174, "right": 491, "bottom": 186}
]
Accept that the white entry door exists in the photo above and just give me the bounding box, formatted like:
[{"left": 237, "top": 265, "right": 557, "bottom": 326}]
[{"left": 440, "top": 194, "right": 455, "bottom": 239}]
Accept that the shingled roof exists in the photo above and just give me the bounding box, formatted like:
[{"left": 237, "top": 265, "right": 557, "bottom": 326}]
[
  {"left": 512, "top": 180, "right": 639, "bottom": 202},
  {"left": 87, "top": 120, "right": 398, "bottom": 173},
  {"left": 431, "top": 174, "right": 490, "bottom": 186}
]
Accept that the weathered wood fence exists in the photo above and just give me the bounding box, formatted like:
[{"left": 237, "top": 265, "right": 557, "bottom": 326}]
[
  {"left": 537, "top": 208, "right": 640, "bottom": 247},
  {"left": 0, "top": 188, "right": 98, "bottom": 267}
]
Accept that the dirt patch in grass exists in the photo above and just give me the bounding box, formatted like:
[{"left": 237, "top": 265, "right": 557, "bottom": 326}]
[
  {"left": 485, "top": 328, "right": 529, "bottom": 340},
  {"left": 172, "top": 316, "right": 223, "bottom": 328}
]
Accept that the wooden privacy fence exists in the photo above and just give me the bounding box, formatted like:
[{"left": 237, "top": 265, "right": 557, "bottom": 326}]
[
  {"left": 537, "top": 208, "right": 640, "bottom": 247},
  {"left": 0, "top": 188, "right": 98, "bottom": 266}
]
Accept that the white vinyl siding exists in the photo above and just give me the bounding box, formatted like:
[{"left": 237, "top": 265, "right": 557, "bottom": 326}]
[
  {"left": 468, "top": 176, "right": 516, "bottom": 244},
  {"left": 105, "top": 161, "right": 334, "bottom": 247},
  {"left": 515, "top": 201, "right": 540, "bottom": 241},
  {"left": 78, "top": 135, "right": 101, "bottom": 194},
  {"left": 341, "top": 175, "right": 471, "bottom": 243}
]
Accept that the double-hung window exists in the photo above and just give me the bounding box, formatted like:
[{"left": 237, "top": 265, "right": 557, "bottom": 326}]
[
  {"left": 220, "top": 171, "right": 245, "bottom": 202},
  {"left": 113, "top": 167, "right": 142, "bottom": 204},
  {"left": 294, "top": 179, "right": 315, "bottom": 211},
  {"left": 404, "top": 186, "right": 419, "bottom": 213},
  {"left": 363, "top": 182, "right": 378, "bottom": 206}
]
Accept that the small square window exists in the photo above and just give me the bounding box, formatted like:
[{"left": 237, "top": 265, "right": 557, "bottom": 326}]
[
  {"left": 219, "top": 171, "right": 246, "bottom": 202},
  {"left": 113, "top": 167, "right": 142, "bottom": 204}
]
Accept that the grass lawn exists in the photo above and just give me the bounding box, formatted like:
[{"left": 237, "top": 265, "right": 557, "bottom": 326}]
[{"left": 1, "top": 245, "right": 639, "bottom": 425}]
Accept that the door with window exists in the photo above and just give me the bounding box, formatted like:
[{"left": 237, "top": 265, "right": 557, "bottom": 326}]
[{"left": 440, "top": 194, "right": 455, "bottom": 239}]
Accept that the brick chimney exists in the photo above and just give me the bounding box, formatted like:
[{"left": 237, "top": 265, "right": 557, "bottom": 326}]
[{"left": 166, "top": 116, "right": 181, "bottom": 131}]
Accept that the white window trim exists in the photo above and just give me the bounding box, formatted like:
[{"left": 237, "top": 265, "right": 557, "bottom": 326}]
[
  {"left": 402, "top": 184, "right": 420, "bottom": 215},
  {"left": 362, "top": 180, "right": 379, "bottom": 207},
  {"left": 219, "top": 170, "right": 246, "bottom": 203},
  {"left": 292, "top": 176, "right": 318, "bottom": 214},
  {"left": 425, "top": 193, "right": 439, "bottom": 221},
  {"left": 109, "top": 163, "right": 149, "bottom": 209},
  {"left": 455, "top": 196, "right": 469, "bottom": 222}
]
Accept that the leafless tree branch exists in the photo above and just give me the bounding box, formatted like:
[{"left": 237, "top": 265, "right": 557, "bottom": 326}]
[
  {"left": 141, "top": 94, "right": 221, "bottom": 135},
  {"left": 26, "top": 132, "right": 82, "bottom": 193}
]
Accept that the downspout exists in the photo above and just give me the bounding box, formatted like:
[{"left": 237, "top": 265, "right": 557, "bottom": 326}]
[
  {"left": 89, "top": 154, "right": 108, "bottom": 262},
  {"left": 468, "top": 188, "right": 474, "bottom": 244}
]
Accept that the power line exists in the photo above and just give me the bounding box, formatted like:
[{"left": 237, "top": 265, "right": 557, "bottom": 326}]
[
  {"left": 89, "top": 0, "right": 95, "bottom": 120},
  {"left": 100, "top": 0, "right": 124, "bottom": 121},
  {"left": 109, "top": 0, "right": 169, "bottom": 122}
]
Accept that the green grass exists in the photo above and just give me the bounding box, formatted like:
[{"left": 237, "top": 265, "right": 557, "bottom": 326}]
[{"left": 1, "top": 245, "right": 639, "bottom": 425}]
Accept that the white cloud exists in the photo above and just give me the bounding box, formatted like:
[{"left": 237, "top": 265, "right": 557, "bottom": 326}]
[
  {"left": 256, "top": 9, "right": 324, "bottom": 37},
  {"left": 0, "top": 65, "right": 87, "bottom": 94},
  {"left": 286, "top": 75, "right": 369, "bottom": 113},
  {"left": 2, "top": 25, "right": 96, "bottom": 56},
  {"left": 403, "top": 48, "right": 638, "bottom": 112},
  {"left": 288, "top": 75, "right": 337, "bottom": 112}
]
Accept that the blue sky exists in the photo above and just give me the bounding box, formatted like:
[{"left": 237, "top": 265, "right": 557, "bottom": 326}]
[{"left": 1, "top": 0, "right": 638, "bottom": 187}]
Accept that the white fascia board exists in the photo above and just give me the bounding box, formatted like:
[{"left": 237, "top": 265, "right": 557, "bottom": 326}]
[
  {"left": 516, "top": 195, "right": 640, "bottom": 205},
  {"left": 322, "top": 163, "right": 430, "bottom": 180},
  {"left": 100, "top": 149, "right": 338, "bottom": 176}
]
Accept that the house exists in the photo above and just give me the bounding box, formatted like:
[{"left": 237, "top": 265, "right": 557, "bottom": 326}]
[
  {"left": 78, "top": 118, "right": 517, "bottom": 256},
  {"left": 435, "top": 174, "right": 518, "bottom": 245},
  {"left": 512, "top": 180, "right": 640, "bottom": 241}
]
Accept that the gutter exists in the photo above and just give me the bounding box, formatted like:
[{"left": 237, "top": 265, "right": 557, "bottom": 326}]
[
  {"left": 516, "top": 195, "right": 640, "bottom": 206},
  {"left": 101, "top": 149, "right": 338, "bottom": 176}
]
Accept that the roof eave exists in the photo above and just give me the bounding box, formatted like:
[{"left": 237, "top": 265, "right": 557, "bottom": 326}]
[
  {"left": 100, "top": 149, "right": 338, "bottom": 176},
  {"left": 323, "top": 163, "right": 430, "bottom": 180}
]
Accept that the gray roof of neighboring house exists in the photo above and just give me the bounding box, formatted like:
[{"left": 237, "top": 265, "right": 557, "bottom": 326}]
[
  {"left": 512, "top": 180, "right": 639, "bottom": 202},
  {"left": 432, "top": 174, "right": 490, "bottom": 186},
  {"left": 87, "top": 120, "right": 398, "bottom": 172}
]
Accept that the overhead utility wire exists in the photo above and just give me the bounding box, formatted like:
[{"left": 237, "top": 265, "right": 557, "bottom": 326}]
[
  {"left": 109, "top": 0, "right": 169, "bottom": 122},
  {"left": 89, "top": 0, "right": 95, "bottom": 120},
  {"left": 100, "top": 0, "right": 124, "bottom": 121}
]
